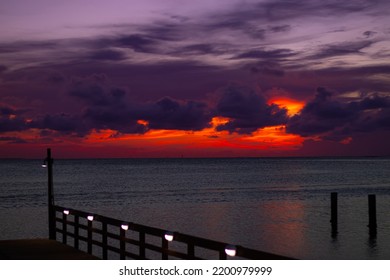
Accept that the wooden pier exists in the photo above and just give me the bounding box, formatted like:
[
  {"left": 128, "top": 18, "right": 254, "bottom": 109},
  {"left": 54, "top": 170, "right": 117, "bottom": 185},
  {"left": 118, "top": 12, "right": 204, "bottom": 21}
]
[{"left": 52, "top": 205, "right": 293, "bottom": 260}]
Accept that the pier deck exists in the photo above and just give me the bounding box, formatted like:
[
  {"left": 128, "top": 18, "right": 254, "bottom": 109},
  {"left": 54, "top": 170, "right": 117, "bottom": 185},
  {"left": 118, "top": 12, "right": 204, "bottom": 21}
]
[{"left": 0, "top": 239, "right": 99, "bottom": 260}]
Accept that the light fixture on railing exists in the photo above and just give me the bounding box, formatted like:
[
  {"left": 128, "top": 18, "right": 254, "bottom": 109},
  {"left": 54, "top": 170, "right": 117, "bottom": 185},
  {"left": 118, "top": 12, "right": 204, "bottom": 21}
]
[
  {"left": 63, "top": 210, "right": 70, "bottom": 215},
  {"left": 87, "top": 215, "right": 94, "bottom": 221},
  {"left": 41, "top": 162, "right": 47, "bottom": 168},
  {"left": 121, "top": 223, "right": 129, "bottom": 231},
  {"left": 164, "top": 231, "right": 174, "bottom": 242},
  {"left": 225, "top": 244, "right": 237, "bottom": 257}
]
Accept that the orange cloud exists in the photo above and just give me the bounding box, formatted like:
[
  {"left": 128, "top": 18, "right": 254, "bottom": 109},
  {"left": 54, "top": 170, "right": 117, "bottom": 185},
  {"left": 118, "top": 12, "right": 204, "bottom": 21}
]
[
  {"left": 2, "top": 102, "right": 304, "bottom": 157},
  {"left": 268, "top": 97, "right": 305, "bottom": 116},
  {"left": 81, "top": 116, "right": 303, "bottom": 156}
]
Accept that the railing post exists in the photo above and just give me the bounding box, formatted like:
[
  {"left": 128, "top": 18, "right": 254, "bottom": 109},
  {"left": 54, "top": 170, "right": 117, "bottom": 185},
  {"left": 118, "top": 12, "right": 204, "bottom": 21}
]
[
  {"left": 162, "top": 237, "right": 168, "bottom": 260},
  {"left": 187, "top": 243, "right": 195, "bottom": 259},
  {"left": 102, "top": 223, "right": 108, "bottom": 260},
  {"left": 47, "top": 148, "right": 56, "bottom": 240},
  {"left": 74, "top": 216, "right": 79, "bottom": 249},
  {"left": 139, "top": 232, "right": 146, "bottom": 259},
  {"left": 330, "top": 192, "right": 338, "bottom": 235},
  {"left": 120, "top": 227, "right": 126, "bottom": 260},
  {"left": 368, "top": 194, "right": 377, "bottom": 235},
  {"left": 88, "top": 219, "right": 93, "bottom": 254},
  {"left": 62, "top": 211, "right": 67, "bottom": 244},
  {"left": 219, "top": 249, "right": 227, "bottom": 260}
]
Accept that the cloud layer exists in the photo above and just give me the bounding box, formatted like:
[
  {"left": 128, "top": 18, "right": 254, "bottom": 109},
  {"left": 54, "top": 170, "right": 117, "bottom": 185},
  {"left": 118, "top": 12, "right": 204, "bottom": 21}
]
[
  {"left": 287, "top": 88, "right": 390, "bottom": 141},
  {"left": 215, "top": 85, "right": 288, "bottom": 134},
  {"left": 1, "top": 0, "right": 389, "bottom": 156}
]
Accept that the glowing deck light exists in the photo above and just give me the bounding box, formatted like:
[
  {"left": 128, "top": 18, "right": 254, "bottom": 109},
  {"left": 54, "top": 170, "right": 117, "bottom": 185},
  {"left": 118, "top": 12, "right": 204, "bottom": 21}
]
[
  {"left": 41, "top": 158, "right": 48, "bottom": 168},
  {"left": 87, "top": 215, "right": 94, "bottom": 221},
  {"left": 225, "top": 245, "right": 237, "bottom": 257},
  {"left": 63, "top": 210, "right": 70, "bottom": 215},
  {"left": 121, "top": 224, "right": 129, "bottom": 231},
  {"left": 164, "top": 231, "right": 174, "bottom": 242}
]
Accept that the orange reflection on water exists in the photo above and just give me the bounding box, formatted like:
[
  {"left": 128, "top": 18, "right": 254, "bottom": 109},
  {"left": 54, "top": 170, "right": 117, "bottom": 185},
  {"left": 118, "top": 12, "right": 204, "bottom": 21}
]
[{"left": 258, "top": 200, "right": 306, "bottom": 256}]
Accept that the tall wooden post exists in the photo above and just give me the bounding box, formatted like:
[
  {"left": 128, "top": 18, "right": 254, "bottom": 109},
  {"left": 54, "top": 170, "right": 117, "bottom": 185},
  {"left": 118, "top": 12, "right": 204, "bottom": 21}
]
[
  {"left": 47, "top": 148, "right": 56, "bottom": 240},
  {"left": 330, "top": 192, "right": 338, "bottom": 235},
  {"left": 368, "top": 194, "right": 377, "bottom": 235}
]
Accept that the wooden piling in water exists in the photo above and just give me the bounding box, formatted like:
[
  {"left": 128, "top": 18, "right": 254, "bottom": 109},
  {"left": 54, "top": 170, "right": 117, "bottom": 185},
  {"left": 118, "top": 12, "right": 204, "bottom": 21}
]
[
  {"left": 368, "top": 194, "right": 377, "bottom": 232},
  {"left": 330, "top": 192, "right": 338, "bottom": 233}
]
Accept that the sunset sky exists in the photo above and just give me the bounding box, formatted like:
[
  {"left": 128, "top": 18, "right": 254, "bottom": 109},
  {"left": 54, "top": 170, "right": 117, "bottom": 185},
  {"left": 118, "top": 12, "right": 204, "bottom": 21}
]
[{"left": 1, "top": 0, "right": 389, "bottom": 158}]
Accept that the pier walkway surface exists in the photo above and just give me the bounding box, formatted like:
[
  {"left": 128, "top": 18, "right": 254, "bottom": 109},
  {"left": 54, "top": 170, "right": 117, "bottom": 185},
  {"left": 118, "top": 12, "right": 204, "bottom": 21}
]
[{"left": 0, "top": 239, "right": 99, "bottom": 260}]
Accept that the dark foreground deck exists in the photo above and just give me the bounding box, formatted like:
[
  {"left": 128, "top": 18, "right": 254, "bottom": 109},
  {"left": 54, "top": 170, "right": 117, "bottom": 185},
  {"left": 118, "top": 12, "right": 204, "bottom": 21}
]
[{"left": 0, "top": 239, "right": 99, "bottom": 260}]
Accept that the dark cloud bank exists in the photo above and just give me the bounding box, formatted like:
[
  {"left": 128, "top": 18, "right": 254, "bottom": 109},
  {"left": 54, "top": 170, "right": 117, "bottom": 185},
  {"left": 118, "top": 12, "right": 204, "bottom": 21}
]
[
  {"left": 215, "top": 85, "right": 288, "bottom": 134},
  {"left": 2, "top": 81, "right": 389, "bottom": 147},
  {"left": 287, "top": 87, "right": 390, "bottom": 141}
]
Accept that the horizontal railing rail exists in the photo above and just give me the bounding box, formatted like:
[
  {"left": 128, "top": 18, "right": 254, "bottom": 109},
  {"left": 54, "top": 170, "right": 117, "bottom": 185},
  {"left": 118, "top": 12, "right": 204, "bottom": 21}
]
[{"left": 53, "top": 205, "right": 293, "bottom": 260}]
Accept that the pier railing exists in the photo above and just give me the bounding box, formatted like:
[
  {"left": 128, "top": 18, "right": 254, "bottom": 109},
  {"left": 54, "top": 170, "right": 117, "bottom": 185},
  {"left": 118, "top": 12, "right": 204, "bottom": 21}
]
[{"left": 53, "top": 205, "right": 291, "bottom": 260}]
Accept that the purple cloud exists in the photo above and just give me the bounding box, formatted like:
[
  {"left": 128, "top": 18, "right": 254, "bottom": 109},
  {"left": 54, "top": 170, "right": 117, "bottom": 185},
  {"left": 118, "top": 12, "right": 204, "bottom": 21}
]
[
  {"left": 89, "top": 49, "right": 127, "bottom": 61},
  {"left": 114, "top": 34, "right": 159, "bottom": 53},
  {"left": 215, "top": 84, "right": 288, "bottom": 134},
  {"left": 0, "top": 65, "right": 7, "bottom": 73},
  {"left": 286, "top": 87, "right": 390, "bottom": 140},
  {"left": 142, "top": 97, "right": 212, "bottom": 131},
  {"left": 233, "top": 48, "right": 297, "bottom": 61},
  {"left": 69, "top": 75, "right": 126, "bottom": 106},
  {"left": 0, "top": 105, "right": 28, "bottom": 133},
  {"left": 250, "top": 64, "right": 285, "bottom": 76},
  {"left": 68, "top": 76, "right": 213, "bottom": 133},
  {"left": 171, "top": 43, "right": 222, "bottom": 56},
  {"left": 308, "top": 41, "right": 373, "bottom": 59},
  {"left": 0, "top": 136, "right": 27, "bottom": 144},
  {"left": 30, "top": 113, "right": 88, "bottom": 136}
]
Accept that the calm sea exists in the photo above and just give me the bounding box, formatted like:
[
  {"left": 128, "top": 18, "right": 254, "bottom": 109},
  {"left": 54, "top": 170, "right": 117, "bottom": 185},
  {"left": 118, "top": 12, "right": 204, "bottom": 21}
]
[{"left": 1, "top": 157, "right": 390, "bottom": 259}]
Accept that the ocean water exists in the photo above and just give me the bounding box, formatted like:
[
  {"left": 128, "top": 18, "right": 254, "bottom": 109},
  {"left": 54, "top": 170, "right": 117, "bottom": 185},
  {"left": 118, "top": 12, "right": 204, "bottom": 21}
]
[{"left": 1, "top": 157, "right": 390, "bottom": 259}]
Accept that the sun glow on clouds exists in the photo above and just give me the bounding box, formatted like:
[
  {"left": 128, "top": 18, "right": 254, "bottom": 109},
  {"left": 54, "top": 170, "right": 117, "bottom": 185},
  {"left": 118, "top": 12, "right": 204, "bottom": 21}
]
[
  {"left": 0, "top": 96, "right": 306, "bottom": 157},
  {"left": 268, "top": 98, "right": 305, "bottom": 116},
  {"left": 84, "top": 116, "right": 303, "bottom": 156},
  {"left": 242, "top": 126, "right": 303, "bottom": 150}
]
